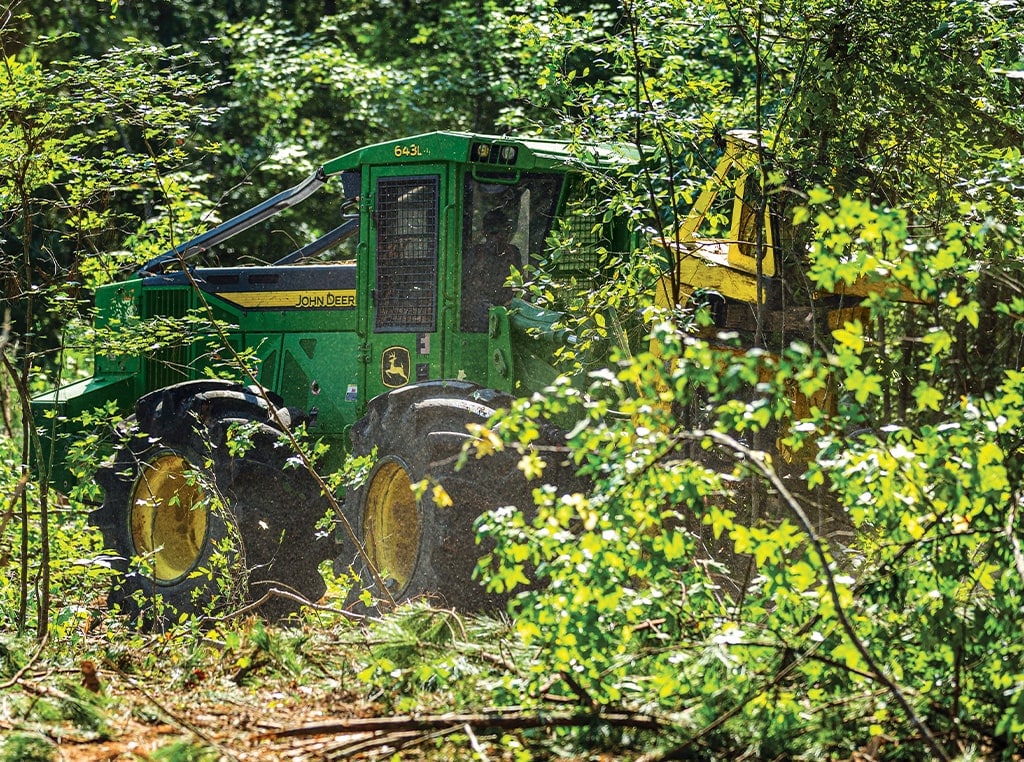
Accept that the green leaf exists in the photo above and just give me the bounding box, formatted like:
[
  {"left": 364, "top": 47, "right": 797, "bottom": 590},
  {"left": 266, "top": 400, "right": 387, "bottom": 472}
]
[
  {"left": 913, "top": 382, "right": 944, "bottom": 412},
  {"left": 832, "top": 326, "right": 865, "bottom": 354}
]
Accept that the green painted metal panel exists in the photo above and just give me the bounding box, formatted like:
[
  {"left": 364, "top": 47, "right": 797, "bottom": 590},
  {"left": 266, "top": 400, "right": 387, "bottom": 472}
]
[
  {"left": 94, "top": 279, "right": 143, "bottom": 378},
  {"left": 31, "top": 373, "right": 137, "bottom": 492},
  {"left": 321, "top": 131, "right": 638, "bottom": 177},
  {"left": 358, "top": 164, "right": 451, "bottom": 405},
  {"left": 35, "top": 130, "right": 643, "bottom": 489},
  {"left": 278, "top": 331, "right": 362, "bottom": 436}
]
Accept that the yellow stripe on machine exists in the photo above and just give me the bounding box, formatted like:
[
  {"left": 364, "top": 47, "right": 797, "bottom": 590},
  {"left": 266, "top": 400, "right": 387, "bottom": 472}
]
[{"left": 214, "top": 290, "right": 357, "bottom": 309}]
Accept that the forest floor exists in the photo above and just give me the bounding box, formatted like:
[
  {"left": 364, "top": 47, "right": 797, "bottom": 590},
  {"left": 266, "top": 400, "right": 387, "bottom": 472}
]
[
  {"left": 43, "top": 676, "right": 381, "bottom": 761},
  {"left": 40, "top": 672, "right": 408, "bottom": 761},
  {"left": 2, "top": 601, "right": 620, "bottom": 762}
]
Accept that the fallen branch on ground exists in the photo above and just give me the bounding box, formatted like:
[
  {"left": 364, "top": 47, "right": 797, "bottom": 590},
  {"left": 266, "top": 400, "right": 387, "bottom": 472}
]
[{"left": 259, "top": 709, "right": 664, "bottom": 741}]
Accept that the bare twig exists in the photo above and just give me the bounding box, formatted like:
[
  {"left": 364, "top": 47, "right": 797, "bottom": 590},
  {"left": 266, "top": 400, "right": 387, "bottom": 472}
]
[
  {"left": 0, "top": 471, "right": 29, "bottom": 549},
  {"left": 559, "top": 670, "right": 600, "bottom": 712},
  {"left": 0, "top": 632, "right": 49, "bottom": 691},
  {"left": 324, "top": 725, "right": 468, "bottom": 759},
  {"left": 1004, "top": 497, "right": 1024, "bottom": 588},
  {"left": 223, "top": 586, "right": 366, "bottom": 622},
  {"left": 464, "top": 722, "right": 489, "bottom": 760},
  {"left": 328, "top": 729, "right": 422, "bottom": 757},
  {"left": 0, "top": 307, "right": 9, "bottom": 353},
  {"left": 101, "top": 658, "right": 241, "bottom": 761}
]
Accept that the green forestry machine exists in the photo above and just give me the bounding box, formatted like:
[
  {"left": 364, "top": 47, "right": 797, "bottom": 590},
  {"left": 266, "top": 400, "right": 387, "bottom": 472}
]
[{"left": 32, "top": 130, "right": 868, "bottom": 618}]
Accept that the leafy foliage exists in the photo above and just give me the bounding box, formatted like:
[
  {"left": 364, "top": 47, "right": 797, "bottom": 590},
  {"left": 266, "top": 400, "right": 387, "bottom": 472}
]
[
  {"left": 462, "top": 1, "right": 1024, "bottom": 758},
  {"left": 5, "top": 0, "right": 1024, "bottom": 759}
]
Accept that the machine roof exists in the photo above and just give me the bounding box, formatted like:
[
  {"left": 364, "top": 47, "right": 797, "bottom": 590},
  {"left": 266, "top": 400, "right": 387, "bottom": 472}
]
[{"left": 320, "top": 130, "right": 639, "bottom": 175}]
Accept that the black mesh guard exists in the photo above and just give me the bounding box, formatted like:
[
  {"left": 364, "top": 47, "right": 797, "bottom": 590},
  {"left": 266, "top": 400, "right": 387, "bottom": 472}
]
[
  {"left": 548, "top": 205, "right": 609, "bottom": 281},
  {"left": 374, "top": 176, "right": 439, "bottom": 332}
]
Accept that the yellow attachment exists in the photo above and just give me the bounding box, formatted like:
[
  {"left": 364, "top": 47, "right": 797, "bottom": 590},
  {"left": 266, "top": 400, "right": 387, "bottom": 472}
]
[
  {"left": 676, "top": 131, "right": 776, "bottom": 276},
  {"left": 653, "top": 131, "right": 778, "bottom": 315},
  {"left": 363, "top": 459, "right": 421, "bottom": 590},
  {"left": 130, "top": 452, "right": 208, "bottom": 584}
]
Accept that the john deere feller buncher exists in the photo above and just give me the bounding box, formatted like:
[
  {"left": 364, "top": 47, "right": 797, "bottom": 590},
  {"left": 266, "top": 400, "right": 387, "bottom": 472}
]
[{"left": 33, "top": 130, "right": 876, "bottom": 617}]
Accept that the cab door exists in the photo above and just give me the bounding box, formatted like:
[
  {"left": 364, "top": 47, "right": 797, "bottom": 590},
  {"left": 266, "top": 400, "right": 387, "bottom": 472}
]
[{"left": 360, "top": 167, "right": 447, "bottom": 403}]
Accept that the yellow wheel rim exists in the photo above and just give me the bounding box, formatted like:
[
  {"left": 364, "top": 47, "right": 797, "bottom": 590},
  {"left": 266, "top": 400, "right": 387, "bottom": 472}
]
[
  {"left": 363, "top": 459, "right": 420, "bottom": 590},
  {"left": 129, "top": 452, "right": 208, "bottom": 585}
]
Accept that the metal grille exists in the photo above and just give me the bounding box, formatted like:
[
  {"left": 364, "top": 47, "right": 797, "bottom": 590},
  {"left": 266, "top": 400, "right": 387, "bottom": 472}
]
[
  {"left": 374, "top": 176, "right": 439, "bottom": 332},
  {"left": 549, "top": 209, "right": 609, "bottom": 280},
  {"left": 142, "top": 288, "right": 191, "bottom": 389}
]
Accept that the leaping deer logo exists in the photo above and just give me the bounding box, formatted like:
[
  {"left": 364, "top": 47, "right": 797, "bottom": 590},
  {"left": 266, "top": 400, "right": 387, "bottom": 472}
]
[{"left": 382, "top": 346, "right": 410, "bottom": 388}]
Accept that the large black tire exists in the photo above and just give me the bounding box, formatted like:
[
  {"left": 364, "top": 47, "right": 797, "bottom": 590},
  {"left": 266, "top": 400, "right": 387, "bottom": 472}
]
[
  {"left": 339, "top": 380, "right": 578, "bottom": 612},
  {"left": 93, "top": 382, "right": 329, "bottom": 622}
]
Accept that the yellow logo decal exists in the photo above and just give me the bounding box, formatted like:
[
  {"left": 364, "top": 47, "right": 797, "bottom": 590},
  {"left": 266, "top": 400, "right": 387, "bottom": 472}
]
[{"left": 381, "top": 346, "right": 411, "bottom": 388}]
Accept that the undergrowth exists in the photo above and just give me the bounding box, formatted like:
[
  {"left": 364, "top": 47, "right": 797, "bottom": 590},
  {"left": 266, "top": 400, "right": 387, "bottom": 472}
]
[{"left": 0, "top": 591, "right": 636, "bottom": 761}]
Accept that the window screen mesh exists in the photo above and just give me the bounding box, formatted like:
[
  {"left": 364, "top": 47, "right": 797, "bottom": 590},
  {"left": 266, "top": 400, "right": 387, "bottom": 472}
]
[
  {"left": 374, "top": 176, "right": 439, "bottom": 332},
  {"left": 548, "top": 180, "right": 610, "bottom": 280},
  {"left": 548, "top": 196, "right": 611, "bottom": 280},
  {"left": 555, "top": 214, "right": 606, "bottom": 274}
]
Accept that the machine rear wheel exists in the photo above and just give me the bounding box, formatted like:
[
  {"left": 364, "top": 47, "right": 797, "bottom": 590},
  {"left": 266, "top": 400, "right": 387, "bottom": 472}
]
[
  {"left": 126, "top": 450, "right": 209, "bottom": 587},
  {"left": 94, "top": 386, "right": 328, "bottom": 622}
]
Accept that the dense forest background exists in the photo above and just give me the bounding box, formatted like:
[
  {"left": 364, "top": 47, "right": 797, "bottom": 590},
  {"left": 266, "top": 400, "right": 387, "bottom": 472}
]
[{"left": 3, "top": 0, "right": 1024, "bottom": 759}]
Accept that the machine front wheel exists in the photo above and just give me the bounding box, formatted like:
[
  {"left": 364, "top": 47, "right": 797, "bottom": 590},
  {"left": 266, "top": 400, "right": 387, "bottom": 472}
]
[{"left": 341, "top": 381, "right": 576, "bottom": 611}]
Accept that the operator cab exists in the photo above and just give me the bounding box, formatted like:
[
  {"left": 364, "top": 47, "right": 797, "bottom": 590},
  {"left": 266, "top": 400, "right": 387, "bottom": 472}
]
[{"left": 459, "top": 172, "right": 562, "bottom": 331}]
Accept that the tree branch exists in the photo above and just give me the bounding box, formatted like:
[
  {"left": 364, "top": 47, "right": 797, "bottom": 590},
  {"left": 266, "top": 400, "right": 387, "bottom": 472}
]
[
  {"left": 259, "top": 709, "right": 663, "bottom": 741},
  {"left": 691, "top": 429, "right": 951, "bottom": 762}
]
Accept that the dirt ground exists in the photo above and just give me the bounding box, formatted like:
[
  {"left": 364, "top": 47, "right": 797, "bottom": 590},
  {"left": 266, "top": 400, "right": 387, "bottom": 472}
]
[
  {"left": 26, "top": 673, "right": 394, "bottom": 761},
  {"left": 3, "top": 609, "right": 557, "bottom": 762}
]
